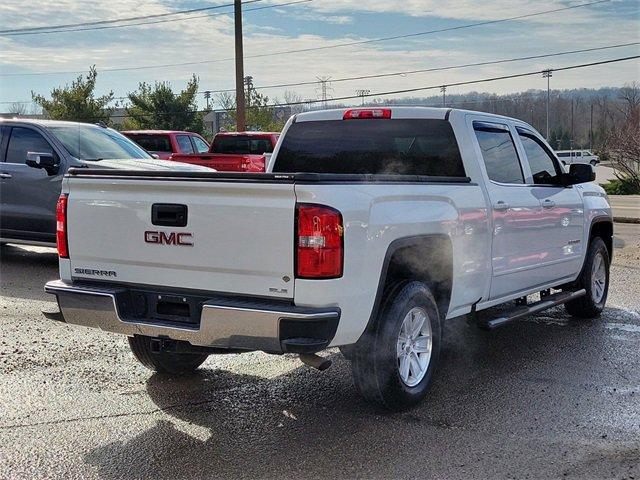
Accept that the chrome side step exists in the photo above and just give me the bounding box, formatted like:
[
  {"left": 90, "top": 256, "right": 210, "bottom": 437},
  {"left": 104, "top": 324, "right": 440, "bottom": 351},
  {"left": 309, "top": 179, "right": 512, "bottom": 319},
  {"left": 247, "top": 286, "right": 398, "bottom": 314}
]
[{"left": 479, "top": 289, "right": 586, "bottom": 330}]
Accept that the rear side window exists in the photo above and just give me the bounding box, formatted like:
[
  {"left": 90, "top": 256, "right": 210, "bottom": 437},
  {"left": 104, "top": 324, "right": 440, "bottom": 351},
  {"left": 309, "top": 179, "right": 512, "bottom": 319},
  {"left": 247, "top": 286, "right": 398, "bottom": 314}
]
[
  {"left": 213, "top": 136, "right": 274, "bottom": 155},
  {"left": 474, "top": 123, "right": 524, "bottom": 184},
  {"left": 176, "top": 135, "right": 194, "bottom": 153},
  {"left": 128, "top": 134, "right": 172, "bottom": 153},
  {"left": 192, "top": 136, "right": 209, "bottom": 153},
  {"left": 518, "top": 130, "right": 562, "bottom": 185},
  {"left": 273, "top": 119, "right": 465, "bottom": 176},
  {"left": 6, "top": 127, "right": 53, "bottom": 164}
]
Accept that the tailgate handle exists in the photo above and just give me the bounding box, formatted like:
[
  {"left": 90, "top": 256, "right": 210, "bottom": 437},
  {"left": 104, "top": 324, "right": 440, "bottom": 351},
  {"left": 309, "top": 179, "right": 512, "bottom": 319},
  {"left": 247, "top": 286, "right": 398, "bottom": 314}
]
[{"left": 152, "top": 204, "right": 188, "bottom": 227}]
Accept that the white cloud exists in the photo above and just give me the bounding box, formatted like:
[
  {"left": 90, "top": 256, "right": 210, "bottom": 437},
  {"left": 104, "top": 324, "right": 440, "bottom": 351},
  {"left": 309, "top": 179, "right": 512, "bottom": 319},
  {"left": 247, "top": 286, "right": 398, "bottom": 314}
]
[{"left": 0, "top": 0, "right": 637, "bottom": 107}]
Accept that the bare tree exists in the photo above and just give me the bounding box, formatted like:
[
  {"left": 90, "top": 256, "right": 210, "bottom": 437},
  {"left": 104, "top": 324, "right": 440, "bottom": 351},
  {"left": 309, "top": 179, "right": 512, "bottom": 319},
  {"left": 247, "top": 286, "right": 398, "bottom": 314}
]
[
  {"left": 8, "top": 102, "right": 27, "bottom": 115},
  {"left": 617, "top": 81, "right": 640, "bottom": 120},
  {"left": 603, "top": 82, "right": 640, "bottom": 191}
]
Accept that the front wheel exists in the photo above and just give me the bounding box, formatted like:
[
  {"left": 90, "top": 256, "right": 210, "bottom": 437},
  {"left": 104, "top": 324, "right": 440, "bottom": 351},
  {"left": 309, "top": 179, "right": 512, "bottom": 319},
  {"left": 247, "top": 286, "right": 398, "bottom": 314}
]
[
  {"left": 350, "top": 281, "right": 441, "bottom": 410},
  {"left": 128, "top": 336, "right": 209, "bottom": 375},
  {"left": 565, "top": 237, "right": 610, "bottom": 319}
]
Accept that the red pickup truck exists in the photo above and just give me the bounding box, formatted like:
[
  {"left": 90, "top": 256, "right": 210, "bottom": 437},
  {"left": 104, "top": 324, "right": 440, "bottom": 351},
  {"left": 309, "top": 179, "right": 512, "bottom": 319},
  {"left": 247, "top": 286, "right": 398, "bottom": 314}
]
[
  {"left": 170, "top": 132, "right": 279, "bottom": 172},
  {"left": 122, "top": 130, "right": 210, "bottom": 160}
]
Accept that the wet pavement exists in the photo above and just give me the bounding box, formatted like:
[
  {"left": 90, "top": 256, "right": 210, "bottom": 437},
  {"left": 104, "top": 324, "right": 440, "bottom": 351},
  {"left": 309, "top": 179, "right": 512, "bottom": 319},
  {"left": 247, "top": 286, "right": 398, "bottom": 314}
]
[{"left": 1, "top": 224, "right": 639, "bottom": 479}]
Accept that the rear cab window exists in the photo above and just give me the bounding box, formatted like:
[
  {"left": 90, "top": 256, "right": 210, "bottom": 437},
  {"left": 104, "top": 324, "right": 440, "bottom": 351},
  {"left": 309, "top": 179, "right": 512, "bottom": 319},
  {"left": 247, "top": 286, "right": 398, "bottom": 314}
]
[
  {"left": 473, "top": 122, "right": 524, "bottom": 184},
  {"left": 213, "top": 135, "right": 275, "bottom": 155},
  {"left": 127, "top": 134, "right": 172, "bottom": 153},
  {"left": 273, "top": 119, "right": 466, "bottom": 176}
]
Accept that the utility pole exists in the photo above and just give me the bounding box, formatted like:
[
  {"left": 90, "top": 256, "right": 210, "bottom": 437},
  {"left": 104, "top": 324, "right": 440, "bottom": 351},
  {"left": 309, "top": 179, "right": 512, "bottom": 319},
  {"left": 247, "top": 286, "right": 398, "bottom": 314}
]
[
  {"left": 570, "top": 97, "right": 574, "bottom": 151},
  {"left": 440, "top": 86, "right": 447, "bottom": 107},
  {"left": 356, "top": 89, "right": 370, "bottom": 106},
  {"left": 589, "top": 103, "right": 594, "bottom": 149},
  {"left": 542, "top": 69, "right": 552, "bottom": 140},
  {"left": 234, "top": 0, "right": 246, "bottom": 132},
  {"left": 204, "top": 91, "right": 211, "bottom": 110}
]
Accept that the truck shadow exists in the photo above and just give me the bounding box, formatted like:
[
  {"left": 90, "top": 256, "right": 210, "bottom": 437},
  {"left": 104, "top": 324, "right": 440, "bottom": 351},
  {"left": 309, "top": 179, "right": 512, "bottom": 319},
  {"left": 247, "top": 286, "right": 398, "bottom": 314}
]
[
  {"left": 82, "top": 307, "right": 637, "bottom": 479},
  {"left": 0, "top": 244, "right": 58, "bottom": 301}
]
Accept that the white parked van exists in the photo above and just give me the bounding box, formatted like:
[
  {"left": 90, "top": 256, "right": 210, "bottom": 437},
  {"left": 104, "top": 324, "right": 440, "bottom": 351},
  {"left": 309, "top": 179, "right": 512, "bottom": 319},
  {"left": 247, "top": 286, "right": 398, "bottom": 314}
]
[{"left": 556, "top": 150, "right": 600, "bottom": 167}]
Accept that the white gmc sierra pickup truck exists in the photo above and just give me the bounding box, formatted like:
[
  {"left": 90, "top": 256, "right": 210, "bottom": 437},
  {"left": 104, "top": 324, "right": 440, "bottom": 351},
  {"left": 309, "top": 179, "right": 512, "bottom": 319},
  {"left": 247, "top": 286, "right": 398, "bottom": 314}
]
[{"left": 45, "top": 107, "right": 613, "bottom": 409}]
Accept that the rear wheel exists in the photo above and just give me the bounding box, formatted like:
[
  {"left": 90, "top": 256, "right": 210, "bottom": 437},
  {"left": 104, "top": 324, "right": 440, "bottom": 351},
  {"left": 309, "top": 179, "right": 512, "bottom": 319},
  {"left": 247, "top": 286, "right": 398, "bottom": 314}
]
[
  {"left": 128, "top": 335, "right": 209, "bottom": 374},
  {"left": 565, "top": 237, "right": 610, "bottom": 319},
  {"left": 350, "top": 281, "right": 441, "bottom": 410}
]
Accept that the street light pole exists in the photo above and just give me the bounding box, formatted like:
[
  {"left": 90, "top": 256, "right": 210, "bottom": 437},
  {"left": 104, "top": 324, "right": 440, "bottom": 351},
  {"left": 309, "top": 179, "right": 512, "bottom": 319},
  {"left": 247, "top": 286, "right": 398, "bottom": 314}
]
[
  {"left": 355, "top": 89, "right": 370, "bottom": 106},
  {"left": 542, "top": 69, "right": 552, "bottom": 140},
  {"left": 234, "top": 0, "right": 246, "bottom": 132}
]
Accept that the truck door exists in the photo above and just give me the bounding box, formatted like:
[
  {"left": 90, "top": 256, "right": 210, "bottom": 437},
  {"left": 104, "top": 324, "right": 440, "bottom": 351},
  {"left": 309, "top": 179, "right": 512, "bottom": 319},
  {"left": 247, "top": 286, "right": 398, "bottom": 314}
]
[
  {"left": 515, "top": 127, "right": 585, "bottom": 281},
  {"left": 0, "top": 126, "right": 61, "bottom": 243},
  {"left": 472, "top": 120, "right": 551, "bottom": 300}
]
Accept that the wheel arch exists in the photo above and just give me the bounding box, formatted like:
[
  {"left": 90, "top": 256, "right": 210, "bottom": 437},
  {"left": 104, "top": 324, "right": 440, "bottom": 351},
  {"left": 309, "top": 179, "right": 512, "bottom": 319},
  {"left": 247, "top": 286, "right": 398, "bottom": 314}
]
[
  {"left": 588, "top": 217, "right": 613, "bottom": 261},
  {"left": 356, "top": 235, "right": 453, "bottom": 345}
]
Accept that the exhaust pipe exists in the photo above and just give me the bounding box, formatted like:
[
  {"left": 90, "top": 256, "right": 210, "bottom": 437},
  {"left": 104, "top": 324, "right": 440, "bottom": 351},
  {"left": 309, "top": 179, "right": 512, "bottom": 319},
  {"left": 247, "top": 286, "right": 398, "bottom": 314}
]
[{"left": 299, "top": 353, "right": 332, "bottom": 371}]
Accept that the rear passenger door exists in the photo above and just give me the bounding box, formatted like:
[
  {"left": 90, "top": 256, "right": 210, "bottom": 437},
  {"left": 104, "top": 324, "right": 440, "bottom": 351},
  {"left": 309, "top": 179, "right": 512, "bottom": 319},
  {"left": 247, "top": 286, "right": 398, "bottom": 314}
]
[
  {"left": 515, "top": 127, "right": 585, "bottom": 279},
  {"left": 472, "top": 120, "right": 549, "bottom": 300}
]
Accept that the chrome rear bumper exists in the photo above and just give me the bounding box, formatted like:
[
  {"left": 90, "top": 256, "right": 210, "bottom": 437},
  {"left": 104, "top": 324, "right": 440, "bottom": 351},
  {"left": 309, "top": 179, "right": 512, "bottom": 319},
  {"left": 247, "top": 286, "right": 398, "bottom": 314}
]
[{"left": 44, "top": 280, "right": 340, "bottom": 353}]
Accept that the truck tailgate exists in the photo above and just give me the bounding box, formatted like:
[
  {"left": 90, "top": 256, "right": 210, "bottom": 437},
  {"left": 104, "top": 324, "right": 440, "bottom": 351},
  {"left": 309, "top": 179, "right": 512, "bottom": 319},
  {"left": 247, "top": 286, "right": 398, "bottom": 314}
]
[{"left": 66, "top": 174, "right": 296, "bottom": 298}]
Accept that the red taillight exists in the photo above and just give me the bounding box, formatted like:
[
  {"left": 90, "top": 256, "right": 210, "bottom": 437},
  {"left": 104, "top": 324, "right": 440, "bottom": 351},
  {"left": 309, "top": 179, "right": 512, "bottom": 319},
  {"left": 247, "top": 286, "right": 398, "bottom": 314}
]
[
  {"left": 56, "top": 194, "right": 68, "bottom": 258},
  {"left": 343, "top": 108, "right": 392, "bottom": 120},
  {"left": 296, "top": 204, "right": 343, "bottom": 279}
]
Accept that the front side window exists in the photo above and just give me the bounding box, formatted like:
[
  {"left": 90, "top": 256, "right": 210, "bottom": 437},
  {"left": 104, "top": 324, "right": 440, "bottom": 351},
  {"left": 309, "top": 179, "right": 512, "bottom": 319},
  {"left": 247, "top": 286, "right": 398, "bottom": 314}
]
[
  {"left": 274, "top": 119, "right": 465, "bottom": 176},
  {"left": 474, "top": 122, "right": 524, "bottom": 184},
  {"left": 192, "top": 136, "right": 209, "bottom": 153},
  {"left": 6, "top": 127, "right": 53, "bottom": 164},
  {"left": 176, "top": 135, "right": 194, "bottom": 153},
  {"left": 518, "top": 130, "right": 562, "bottom": 185}
]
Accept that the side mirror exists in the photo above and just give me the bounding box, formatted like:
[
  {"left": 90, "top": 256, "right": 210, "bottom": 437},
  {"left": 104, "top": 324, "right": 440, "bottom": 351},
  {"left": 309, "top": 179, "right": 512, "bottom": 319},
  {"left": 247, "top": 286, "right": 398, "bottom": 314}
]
[
  {"left": 562, "top": 163, "right": 595, "bottom": 186},
  {"left": 150, "top": 153, "right": 160, "bottom": 159},
  {"left": 26, "top": 151, "right": 59, "bottom": 175}
]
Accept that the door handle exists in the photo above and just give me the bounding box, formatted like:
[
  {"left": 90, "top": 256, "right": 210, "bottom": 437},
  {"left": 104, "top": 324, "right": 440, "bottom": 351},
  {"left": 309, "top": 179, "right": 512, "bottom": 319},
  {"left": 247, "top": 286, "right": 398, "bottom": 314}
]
[
  {"left": 0, "top": 173, "right": 12, "bottom": 179},
  {"left": 542, "top": 199, "right": 556, "bottom": 209},
  {"left": 493, "top": 201, "right": 509, "bottom": 211}
]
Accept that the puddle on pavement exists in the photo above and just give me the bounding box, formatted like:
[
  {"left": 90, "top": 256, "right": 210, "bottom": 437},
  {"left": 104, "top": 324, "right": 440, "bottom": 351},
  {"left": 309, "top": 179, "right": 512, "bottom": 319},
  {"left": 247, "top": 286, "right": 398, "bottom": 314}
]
[{"left": 604, "top": 322, "right": 640, "bottom": 334}]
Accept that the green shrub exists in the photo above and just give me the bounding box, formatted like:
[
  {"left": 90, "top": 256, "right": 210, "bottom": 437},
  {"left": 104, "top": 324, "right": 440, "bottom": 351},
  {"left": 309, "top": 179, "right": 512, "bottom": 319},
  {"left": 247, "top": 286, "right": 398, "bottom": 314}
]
[{"left": 602, "top": 177, "right": 640, "bottom": 195}]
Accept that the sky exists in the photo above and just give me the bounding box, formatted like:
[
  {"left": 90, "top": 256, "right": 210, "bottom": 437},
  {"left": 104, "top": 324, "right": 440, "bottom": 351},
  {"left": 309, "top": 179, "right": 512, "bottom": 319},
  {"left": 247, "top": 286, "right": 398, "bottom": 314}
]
[{"left": 0, "top": 0, "right": 638, "bottom": 111}]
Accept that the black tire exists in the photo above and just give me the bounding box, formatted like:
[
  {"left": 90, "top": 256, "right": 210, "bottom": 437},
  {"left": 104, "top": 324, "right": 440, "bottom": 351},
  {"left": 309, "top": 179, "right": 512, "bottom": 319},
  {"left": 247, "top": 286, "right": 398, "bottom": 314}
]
[
  {"left": 128, "top": 336, "right": 209, "bottom": 374},
  {"left": 565, "top": 237, "right": 610, "bottom": 319},
  {"left": 350, "top": 281, "right": 442, "bottom": 410}
]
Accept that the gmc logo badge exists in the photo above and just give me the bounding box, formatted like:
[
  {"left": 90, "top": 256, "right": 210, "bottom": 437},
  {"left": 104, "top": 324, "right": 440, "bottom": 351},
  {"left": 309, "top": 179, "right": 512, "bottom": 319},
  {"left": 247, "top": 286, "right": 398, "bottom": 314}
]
[{"left": 145, "top": 231, "right": 194, "bottom": 247}]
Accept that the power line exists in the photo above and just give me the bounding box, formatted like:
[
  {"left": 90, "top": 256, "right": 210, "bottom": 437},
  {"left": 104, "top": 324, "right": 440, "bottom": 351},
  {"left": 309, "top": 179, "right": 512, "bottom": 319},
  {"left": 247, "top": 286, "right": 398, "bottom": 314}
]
[
  {"left": 278, "top": 55, "right": 639, "bottom": 107},
  {"left": 200, "top": 42, "right": 640, "bottom": 93},
  {"left": 0, "top": 0, "right": 613, "bottom": 77},
  {"left": 0, "top": 0, "right": 262, "bottom": 35},
  {"left": 4, "top": 42, "right": 636, "bottom": 105},
  {"left": 101, "top": 55, "right": 638, "bottom": 117},
  {"left": 1, "top": 0, "right": 311, "bottom": 36}
]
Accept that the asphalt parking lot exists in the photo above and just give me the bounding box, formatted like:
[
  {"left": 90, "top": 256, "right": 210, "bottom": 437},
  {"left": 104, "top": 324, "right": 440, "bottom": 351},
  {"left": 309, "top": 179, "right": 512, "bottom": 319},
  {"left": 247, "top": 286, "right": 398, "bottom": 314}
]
[{"left": 1, "top": 224, "right": 639, "bottom": 480}]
